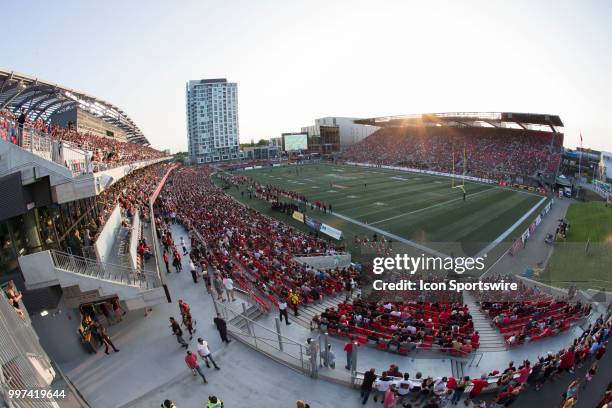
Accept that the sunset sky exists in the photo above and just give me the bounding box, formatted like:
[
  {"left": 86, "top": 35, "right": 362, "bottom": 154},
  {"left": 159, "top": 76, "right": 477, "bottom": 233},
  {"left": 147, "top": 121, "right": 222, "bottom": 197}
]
[{"left": 4, "top": 0, "right": 611, "bottom": 152}]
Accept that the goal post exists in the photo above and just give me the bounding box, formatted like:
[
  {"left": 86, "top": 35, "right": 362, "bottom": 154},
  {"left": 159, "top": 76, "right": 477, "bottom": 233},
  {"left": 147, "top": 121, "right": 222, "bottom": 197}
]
[{"left": 451, "top": 146, "right": 466, "bottom": 194}]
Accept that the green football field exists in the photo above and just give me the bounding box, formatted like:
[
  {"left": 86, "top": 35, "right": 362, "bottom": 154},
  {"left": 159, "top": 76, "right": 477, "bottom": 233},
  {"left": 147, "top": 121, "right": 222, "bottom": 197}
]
[{"left": 220, "top": 163, "right": 546, "bottom": 263}]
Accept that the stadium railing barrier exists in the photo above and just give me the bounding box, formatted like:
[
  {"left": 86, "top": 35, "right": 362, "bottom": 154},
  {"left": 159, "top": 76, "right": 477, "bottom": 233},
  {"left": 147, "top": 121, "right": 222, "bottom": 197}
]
[{"left": 0, "top": 283, "right": 91, "bottom": 407}]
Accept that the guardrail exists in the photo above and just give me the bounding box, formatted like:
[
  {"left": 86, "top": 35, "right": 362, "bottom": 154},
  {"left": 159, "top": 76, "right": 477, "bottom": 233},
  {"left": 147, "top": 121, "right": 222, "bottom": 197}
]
[
  {"left": 50, "top": 249, "right": 159, "bottom": 289},
  {"left": 0, "top": 283, "right": 90, "bottom": 407},
  {"left": 149, "top": 163, "right": 179, "bottom": 302},
  {"left": 213, "top": 296, "right": 315, "bottom": 376}
]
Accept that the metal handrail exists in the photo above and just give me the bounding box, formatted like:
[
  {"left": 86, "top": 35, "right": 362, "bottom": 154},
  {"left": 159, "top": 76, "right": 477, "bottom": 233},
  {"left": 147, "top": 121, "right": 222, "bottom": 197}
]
[
  {"left": 50, "top": 249, "right": 159, "bottom": 289},
  {"left": 214, "top": 297, "right": 311, "bottom": 373}
]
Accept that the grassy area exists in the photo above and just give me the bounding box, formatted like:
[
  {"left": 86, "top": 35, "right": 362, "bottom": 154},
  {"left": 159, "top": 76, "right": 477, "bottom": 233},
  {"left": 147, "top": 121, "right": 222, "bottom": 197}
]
[
  {"left": 538, "top": 201, "right": 612, "bottom": 290},
  {"left": 216, "top": 163, "right": 546, "bottom": 269}
]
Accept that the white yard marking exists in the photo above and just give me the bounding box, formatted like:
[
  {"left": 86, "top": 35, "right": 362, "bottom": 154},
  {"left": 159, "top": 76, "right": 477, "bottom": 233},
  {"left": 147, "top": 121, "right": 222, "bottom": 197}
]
[
  {"left": 391, "top": 176, "right": 410, "bottom": 181},
  {"left": 347, "top": 195, "right": 359, "bottom": 199},
  {"left": 331, "top": 211, "right": 448, "bottom": 258},
  {"left": 370, "top": 187, "right": 496, "bottom": 226},
  {"left": 327, "top": 190, "right": 338, "bottom": 193},
  {"left": 374, "top": 202, "right": 386, "bottom": 206}
]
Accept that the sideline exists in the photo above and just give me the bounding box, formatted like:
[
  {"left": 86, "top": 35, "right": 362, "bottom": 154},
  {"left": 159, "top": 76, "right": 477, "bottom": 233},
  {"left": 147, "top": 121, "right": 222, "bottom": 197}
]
[{"left": 476, "top": 196, "right": 548, "bottom": 258}]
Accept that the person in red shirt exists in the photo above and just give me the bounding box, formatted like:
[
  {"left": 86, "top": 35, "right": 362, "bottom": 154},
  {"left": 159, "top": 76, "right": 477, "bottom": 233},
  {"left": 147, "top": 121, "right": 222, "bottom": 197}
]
[
  {"left": 468, "top": 374, "right": 489, "bottom": 401},
  {"left": 163, "top": 250, "right": 170, "bottom": 273},
  {"left": 344, "top": 339, "right": 356, "bottom": 370},
  {"left": 184, "top": 350, "right": 207, "bottom": 384},
  {"left": 446, "top": 376, "right": 457, "bottom": 390}
]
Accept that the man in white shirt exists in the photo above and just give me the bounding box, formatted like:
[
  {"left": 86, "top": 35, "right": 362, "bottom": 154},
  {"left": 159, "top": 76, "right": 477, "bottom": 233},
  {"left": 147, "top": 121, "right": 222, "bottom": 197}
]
[
  {"left": 396, "top": 373, "right": 412, "bottom": 405},
  {"left": 196, "top": 338, "right": 220, "bottom": 369},
  {"left": 189, "top": 260, "right": 198, "bottom": 284},
  {"left": 279, "top": 300, "right": 290, "bottom": 325},
  {"left": 222, "top": 276, "right": 235, "bottom": 301}
]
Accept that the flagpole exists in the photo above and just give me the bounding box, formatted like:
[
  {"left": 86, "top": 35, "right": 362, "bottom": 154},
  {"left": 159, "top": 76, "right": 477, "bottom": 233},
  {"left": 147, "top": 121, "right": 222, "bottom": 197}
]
[{"left": 578, "top": 132, "right": 582, "bottom": 183}]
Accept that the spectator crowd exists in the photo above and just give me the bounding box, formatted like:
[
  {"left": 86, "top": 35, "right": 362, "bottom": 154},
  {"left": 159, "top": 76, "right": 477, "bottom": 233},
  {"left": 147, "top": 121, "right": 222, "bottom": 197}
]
[{"left": 342, "top": 126, "right": 563, "bottom": 181}]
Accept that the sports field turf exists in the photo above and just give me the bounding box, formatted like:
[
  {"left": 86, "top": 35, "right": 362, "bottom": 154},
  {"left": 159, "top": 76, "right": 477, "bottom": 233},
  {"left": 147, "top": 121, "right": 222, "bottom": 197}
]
[
  {"left": 222, "top": 163, "right": 546, "bottom": 259},
  {"left": 538, "top": 201, "right": 612, "bottom": 290}
]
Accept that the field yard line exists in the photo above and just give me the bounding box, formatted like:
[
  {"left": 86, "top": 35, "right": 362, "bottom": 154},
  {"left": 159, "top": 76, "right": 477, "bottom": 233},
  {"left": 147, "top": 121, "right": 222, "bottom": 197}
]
[
  {"left": 330, "top": 211, "right": 449, "bottom": 258},
  {"left": 369, "top": 187, "right": 496, "bottom": 226},
  {"left": 476, "top": 196, "right": 547, "bottom": 258}
]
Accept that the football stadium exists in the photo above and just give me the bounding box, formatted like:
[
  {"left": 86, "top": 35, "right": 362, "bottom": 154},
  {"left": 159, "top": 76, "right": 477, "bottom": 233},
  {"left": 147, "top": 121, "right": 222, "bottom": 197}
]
[{"left": 1, "top": 3, "right": 611, "bottom": 408}]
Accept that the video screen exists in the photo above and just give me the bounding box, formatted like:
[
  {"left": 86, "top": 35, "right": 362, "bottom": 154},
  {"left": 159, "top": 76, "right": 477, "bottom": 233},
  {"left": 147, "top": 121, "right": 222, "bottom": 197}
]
[{"left": 282, "top": 133, "right": 308, "bottom": 151}]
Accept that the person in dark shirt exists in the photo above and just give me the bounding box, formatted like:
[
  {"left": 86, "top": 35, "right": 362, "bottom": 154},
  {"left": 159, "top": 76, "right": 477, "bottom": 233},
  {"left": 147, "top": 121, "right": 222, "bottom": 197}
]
[
  {"left": 360, "top": 368, "right": 377, "bottom": 404},
  {"left": 213, "top": 313, "right": 231, "bottom": 343}
]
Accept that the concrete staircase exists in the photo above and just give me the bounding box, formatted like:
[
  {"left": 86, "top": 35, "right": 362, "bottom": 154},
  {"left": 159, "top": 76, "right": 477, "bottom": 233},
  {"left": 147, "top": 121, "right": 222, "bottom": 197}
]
[
  {"left": 290, "top": 291, "right": 357, "bottom": 329},
  {"left": 463, "top": 291, "right": 507, "bottom": 352}
]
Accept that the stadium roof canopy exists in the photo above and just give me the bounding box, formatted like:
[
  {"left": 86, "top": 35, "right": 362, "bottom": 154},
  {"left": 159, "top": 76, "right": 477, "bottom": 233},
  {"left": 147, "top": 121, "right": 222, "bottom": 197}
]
[
  {"left": 0, "top": 68, "right": 149, "bottom": 145},
  {"left": 354, "top": 112, "right": 564, "bottom": 133}
]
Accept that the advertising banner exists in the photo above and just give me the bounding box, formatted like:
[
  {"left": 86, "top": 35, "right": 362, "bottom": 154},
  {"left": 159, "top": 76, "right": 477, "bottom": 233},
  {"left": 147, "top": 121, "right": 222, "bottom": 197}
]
[
  {"left": 292, "top": 211, "right": 305, "bottom": 223},
  {"left": 319, "top": 223, "right": 343, "bottom": 240},
  {"left": 305, "top": 216, "right": 322, "bottom": 231}
]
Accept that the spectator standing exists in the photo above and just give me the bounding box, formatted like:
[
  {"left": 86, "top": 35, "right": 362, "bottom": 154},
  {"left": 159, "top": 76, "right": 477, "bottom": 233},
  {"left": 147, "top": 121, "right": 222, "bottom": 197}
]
[
  {"left": 99, "top": 326, "right": 119, "bottom": 355},
  {"left": 289, "top": 290, "right": 300, "bottom": 317},
  {"left": 467, "top": 374, "right": 489, "bottom": 402},
  {"left": 222, "top": 275, "right": 236, "bottom": 301},
  {"left": 344, "top": 339, "right": 355, "bottom": 370},
  {"left": 169, "top": 317, "right": 188, "bottom": 348},
  {"left": 163, "top": 250, "right": 170, "bottom": 273},
  {"left": 360, "top": 368, "right": 376, "bottom": 404},
  {"left": 279, "top": 299, "right": 290, "bottom": 325},
  {"left": 189, "top": 260, "right": 198, "bottom": 283},
  {"left": 320, "top": 344, "right": 336, "bottom": 368},
  {"left": 383, "top": 384, "right": 397, "bottom": 408},
  {"left": 184, "top": 350, "right": 207, "bottom": 384},
  {"left": 214, "top": 275, "right": 225, "bottom": 301},
  {"left": 450, "top": 376, "right": 469, "bottom": 405},
  {"left": 213, "top": 314, "right": 231, "bottom": 344},
  {"left": 196, "top": 338, "right": 220, "bottom": 370}
]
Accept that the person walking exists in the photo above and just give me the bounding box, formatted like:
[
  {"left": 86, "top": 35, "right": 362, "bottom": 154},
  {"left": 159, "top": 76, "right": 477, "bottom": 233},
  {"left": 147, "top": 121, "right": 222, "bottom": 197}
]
[
  {"left": 197, "top": 338, "right": 220, "bottom": 369},
  {"left": 99, "top": 326, "right": 119, "bottom": 355},
  {"left": 213, "top": 314, "right": 231, "bottom": 344},
  {"left": 184, "top": 350, "right": 207, "bottom": 384},
  {"left": 360, "top": 368, "right": 377, "bottom": 404},
  {"left": 183, "top": 311, "right": 195, "bottom": 340},
  {"left": 279, "top": 299, "right": 291, "bottom": 325},
  {"left": 172, "top": 251, "right": 182, "bottom": 272},
  {"left": 161, "top": 399, "right": 176, "bottom": 408},
  {"left": 170, "top": 317, "right": 188, "bottom": 348},
  {"left": 190, "top": 260, "right": 198, "bottom": 283}
]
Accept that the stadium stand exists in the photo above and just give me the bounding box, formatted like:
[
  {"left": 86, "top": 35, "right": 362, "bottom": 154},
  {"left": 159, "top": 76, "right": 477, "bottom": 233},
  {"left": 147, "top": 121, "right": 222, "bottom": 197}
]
[
  {"left": 1, "top": 109, "right": 165, "bottom": 171},
  {"left": 342, "top": 125, "right": 563, "bottom": 181},
  {"left": 154, "top": 165, "right": 351, "bottom": 309},
  {"left": 473, "top": 277, "right": 590, "bottom": 347}
]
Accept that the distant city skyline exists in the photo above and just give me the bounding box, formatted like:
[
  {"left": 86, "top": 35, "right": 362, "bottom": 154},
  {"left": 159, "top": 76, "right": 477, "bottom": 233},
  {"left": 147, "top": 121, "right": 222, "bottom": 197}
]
[{"left": 3, "top": 0, "right": 612, "bottom": 153}]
